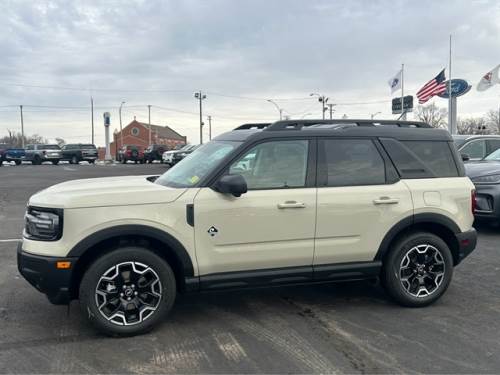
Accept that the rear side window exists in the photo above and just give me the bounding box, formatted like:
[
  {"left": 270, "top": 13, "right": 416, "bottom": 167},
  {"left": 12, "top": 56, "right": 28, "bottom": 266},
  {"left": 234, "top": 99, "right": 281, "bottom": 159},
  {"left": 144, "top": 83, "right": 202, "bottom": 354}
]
[
  {"left": 319, "top": 139, "right": 386, "bottom": 187},
  {"left": 381, "top": 139, "right": 459, "bottom": 178},
  {"left": 460, "top": 140, "right": 486, "bottom": 159}
]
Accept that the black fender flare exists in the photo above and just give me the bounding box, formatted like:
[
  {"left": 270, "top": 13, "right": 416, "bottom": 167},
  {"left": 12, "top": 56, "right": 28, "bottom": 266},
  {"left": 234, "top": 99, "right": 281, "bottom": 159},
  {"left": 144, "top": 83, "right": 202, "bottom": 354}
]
[
  {"left": 67, "top": 225, "right": 194, "bottom": 277},
  {"left": 375, "top": 213, "right": 461, "bottom": 261}
]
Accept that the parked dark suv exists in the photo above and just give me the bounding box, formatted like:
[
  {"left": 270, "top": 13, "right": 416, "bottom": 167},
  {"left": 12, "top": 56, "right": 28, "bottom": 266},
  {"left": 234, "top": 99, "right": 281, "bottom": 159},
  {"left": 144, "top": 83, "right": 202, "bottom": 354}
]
[
  {"left": 62, "top": 144, "right": 98, "bottom": 164},
  {"left": 144, "top": 144, "right": 167, "bottom": 163},
  {"left": 118, "top": 145, "right": 145, "bottom": 164}
]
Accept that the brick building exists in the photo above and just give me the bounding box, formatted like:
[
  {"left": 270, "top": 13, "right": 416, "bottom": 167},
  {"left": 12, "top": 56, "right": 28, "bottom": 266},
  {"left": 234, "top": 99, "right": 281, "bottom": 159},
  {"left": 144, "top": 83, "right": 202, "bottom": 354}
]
[{"left": 108, "top": 119, "right": 187, "bottom": 159}]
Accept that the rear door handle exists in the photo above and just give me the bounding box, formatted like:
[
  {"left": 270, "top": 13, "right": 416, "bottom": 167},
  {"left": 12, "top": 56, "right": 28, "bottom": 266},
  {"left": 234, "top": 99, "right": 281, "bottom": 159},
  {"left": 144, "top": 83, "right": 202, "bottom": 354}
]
[
  {"left": 373, "top": 197, "right": 400, "bottom": 205},
  {"left": 277, "top": 201, "right": 306, "bottom": 209}
]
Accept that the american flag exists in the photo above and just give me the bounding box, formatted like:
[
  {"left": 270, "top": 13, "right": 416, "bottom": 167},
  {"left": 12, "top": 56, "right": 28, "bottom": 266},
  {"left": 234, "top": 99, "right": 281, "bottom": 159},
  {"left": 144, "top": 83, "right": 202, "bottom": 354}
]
[{"left": 416, "top": 69, "right": 447, "bottom": 104}]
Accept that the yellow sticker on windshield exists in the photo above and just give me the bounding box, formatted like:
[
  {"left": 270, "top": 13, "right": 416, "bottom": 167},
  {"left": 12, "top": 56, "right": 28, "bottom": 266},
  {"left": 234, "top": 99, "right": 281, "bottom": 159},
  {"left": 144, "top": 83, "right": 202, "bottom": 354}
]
[{"left": 189, "top": 175, "right": 200, "bottom": 184}]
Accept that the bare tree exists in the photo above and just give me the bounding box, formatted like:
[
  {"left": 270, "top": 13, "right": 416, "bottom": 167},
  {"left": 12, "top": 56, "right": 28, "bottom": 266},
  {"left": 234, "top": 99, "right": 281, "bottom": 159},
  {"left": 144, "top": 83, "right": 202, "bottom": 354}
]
[
  {"left": 55, "top": 137, "right": 66, "bottom": 147},
  {"left": 414, "top": 103, "right": 448, "bottom": 128},
  {"left": 457, "top": 117, "right": 491, "bottom": 135},
  {"left": 0, "top": 132, "right": 47, "bottom": 147},
  {"left": 486, "top": 108, "right": 500, "bottom": 134}
]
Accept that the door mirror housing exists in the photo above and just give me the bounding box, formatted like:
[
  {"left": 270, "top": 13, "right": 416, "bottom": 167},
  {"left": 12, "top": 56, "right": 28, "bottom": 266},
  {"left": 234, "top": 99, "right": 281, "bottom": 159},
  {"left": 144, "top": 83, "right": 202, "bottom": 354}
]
[
  {"left": 461, "top": 153, "right": 470, "bottom": 161},
  {"left": 214, "top": 175, "right": 248, "bottom": 197}
]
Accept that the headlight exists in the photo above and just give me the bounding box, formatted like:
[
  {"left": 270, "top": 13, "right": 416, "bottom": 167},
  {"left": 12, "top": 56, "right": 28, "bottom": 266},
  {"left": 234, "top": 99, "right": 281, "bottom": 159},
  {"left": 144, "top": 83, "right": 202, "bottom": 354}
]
[
  {"left": 24, "top": 207, "right": 63, "bottom": 241},
  {"left": 471, "top": 174, "right": 500, "bottom": 184}
]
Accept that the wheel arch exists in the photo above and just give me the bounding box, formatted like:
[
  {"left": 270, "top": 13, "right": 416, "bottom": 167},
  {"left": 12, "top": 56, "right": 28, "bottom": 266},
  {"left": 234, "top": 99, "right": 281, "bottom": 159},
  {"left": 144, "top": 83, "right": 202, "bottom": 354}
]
[
  {"left": 68, "top": 225, "right": 195, "bottom": 298},
  {"left": 375, "top": 213, "right": 461, "bottom": 265}
]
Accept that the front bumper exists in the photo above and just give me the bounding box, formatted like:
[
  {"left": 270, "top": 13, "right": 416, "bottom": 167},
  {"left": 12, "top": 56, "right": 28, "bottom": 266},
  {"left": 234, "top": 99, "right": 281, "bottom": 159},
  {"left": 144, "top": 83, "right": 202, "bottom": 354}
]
[
  {"left": 455, "top": 228, "right": 477, "bottom": 265},
  {"left": 17, "top": 243, "right": 78, "bottom": 305},
  {"left": 473, "top": 183, "right": 500, "bottom": 220}
]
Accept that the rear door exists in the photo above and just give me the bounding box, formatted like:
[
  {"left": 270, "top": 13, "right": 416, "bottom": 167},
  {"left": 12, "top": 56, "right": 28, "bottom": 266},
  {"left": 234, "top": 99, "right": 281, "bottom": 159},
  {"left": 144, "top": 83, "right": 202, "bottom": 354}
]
[{"left": 313, "top": 138, "right": 413, "bottom": 273}]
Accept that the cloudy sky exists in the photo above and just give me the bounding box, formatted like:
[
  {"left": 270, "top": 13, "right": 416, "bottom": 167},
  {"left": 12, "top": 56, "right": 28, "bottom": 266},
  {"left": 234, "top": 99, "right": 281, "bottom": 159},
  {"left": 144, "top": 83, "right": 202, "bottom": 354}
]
[{"left": 0, "top": 0, "right": 499, "bottom": 146}]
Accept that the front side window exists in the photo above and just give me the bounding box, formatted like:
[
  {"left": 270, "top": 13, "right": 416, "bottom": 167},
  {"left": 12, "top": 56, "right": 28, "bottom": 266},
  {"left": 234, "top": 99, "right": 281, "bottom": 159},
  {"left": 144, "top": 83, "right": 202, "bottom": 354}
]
[
  {"left": 460, "top": 140, "right": 486, "bottom": 159},
  {"left": 229, "top": 140, "right": 309, "bottom": 189},
  {"left": 320, "top": 139, "right": 386, "bottom": 187}
]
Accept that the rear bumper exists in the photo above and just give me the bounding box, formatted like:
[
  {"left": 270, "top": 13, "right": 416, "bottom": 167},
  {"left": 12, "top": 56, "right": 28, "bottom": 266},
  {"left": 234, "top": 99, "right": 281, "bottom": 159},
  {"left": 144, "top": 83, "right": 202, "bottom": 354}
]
[
  {"left": 455, "top": 228, "right": 477, "bottom": 265},
  {"left": 17, "top": 243, "right": 77, "bottom": 305}
]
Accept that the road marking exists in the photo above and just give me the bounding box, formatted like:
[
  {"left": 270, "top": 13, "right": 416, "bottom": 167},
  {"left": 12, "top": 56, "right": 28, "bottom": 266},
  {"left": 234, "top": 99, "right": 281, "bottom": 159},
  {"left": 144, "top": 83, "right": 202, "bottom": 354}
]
[{"left": 0, "top": 239, "right": 22, "bottom": 243}]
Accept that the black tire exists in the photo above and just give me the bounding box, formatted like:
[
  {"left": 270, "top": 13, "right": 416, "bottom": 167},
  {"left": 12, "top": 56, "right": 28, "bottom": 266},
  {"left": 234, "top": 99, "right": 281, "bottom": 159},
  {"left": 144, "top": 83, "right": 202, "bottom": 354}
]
[
  {"left": 134, "top": 160, "right": 138, "bottom": 164},
  {"left": 15, "top": 160, "right": 21, "bottom": 165},
  {"left": 79, "top": 247, "right": 176, "bottom": 336},
  {"left": 121, "top": 158, "right": 126, "bottom": 164},
  {"left": 140, "top": 159, "right": 145, "bottom": 164},
  {"left": 381, "top": 232, "right": 453, "bottom": 307},
  {"left": 71, "top": 155, "right": 79, "bottom": 164},
  {"left": 52, "top": 160, "right": 59, "bottom": 165},
  {"left": 88, "top": 159, "right": 95, "bottom": 164},
  {"left": 33, "top": 155, "right": 42, "bottom": 165}
]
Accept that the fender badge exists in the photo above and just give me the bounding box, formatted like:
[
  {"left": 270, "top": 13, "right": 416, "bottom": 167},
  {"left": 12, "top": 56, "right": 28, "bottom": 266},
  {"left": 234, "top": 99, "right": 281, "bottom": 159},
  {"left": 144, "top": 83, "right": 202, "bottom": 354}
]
[{"left": 208, "top": 226, "right": 219, "bottom": 237}]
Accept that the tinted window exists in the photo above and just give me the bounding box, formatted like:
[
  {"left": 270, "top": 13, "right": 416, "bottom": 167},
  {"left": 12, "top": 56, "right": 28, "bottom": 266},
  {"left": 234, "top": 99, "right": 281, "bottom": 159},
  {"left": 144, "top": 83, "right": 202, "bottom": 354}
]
[
  {"left": 26, "top": 145, "right": 34, "bottom": 150},
  {"left": 81, "top": 144, "right": 96, "bottom": 149},
  {"left": 460, "top": 140, "right": 486, "bottom": 159},
  {"left": 383, "top": 140, "right": 458, "bottom": 178},
  {"left": 320, "top": 139, "right": 385, "bottom": 187},
  {"left": 229, "top": 140, "right": 309, "bottom": 189},
  {"left": 486, "top": 140, "right": 500, "bottom": 157},
  {"left": 42, "top": 145, "right": 61, "bottom": 150}
]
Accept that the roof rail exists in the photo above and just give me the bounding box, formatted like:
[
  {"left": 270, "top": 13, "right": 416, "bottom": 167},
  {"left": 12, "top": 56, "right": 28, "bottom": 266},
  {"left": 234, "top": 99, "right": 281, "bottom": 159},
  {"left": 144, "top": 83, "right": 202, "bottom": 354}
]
[
  {"left": 265, "top": 119, "right": 432, "bottom": 131},
  {"left": 234, "top": 123, "right": 271, "bottom": 130}
]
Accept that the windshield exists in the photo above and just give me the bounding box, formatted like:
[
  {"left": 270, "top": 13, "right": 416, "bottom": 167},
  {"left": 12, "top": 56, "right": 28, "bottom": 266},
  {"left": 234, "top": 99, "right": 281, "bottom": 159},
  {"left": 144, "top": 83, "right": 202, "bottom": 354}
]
[
  {"left": 484, "top": 148, "right": 500, "bottom": 161},
  {"left": 156, "top": 141, "right": 240, "bottom": 188}
]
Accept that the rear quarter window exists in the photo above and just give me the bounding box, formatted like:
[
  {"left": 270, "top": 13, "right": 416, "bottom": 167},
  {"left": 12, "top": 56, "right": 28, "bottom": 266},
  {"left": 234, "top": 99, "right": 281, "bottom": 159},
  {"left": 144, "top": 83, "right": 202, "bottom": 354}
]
[{"left": 381, "top": 139, "right": 459, "bottom": 178}]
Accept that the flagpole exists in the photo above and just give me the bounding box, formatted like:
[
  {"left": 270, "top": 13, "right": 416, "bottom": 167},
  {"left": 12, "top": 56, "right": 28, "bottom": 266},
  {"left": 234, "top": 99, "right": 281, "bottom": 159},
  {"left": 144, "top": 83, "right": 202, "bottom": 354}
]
[
  {"left": 448, "top": 34, "right": 453, "bottom": 133},
  {"left": 401, "top": 63, "right": 405, "bottom": 120}
]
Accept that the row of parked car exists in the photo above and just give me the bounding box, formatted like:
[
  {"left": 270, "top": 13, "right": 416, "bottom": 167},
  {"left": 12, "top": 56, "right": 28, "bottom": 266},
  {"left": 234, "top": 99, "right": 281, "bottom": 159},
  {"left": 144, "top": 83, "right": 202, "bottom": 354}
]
[
  {"left": 117, "top": 144, "right": 200, "bottom": 165},
  {"left": 0, "top": 143, "right": 99, "bottom": 166},
  {"left": 0, "top": 142, "right": 201, "bottom": 166}
]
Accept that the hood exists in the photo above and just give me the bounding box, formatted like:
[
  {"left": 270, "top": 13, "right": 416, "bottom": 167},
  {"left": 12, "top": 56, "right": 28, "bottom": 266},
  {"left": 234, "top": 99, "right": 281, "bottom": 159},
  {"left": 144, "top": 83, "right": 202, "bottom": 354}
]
[
  {"left": 464, "top": 160, "right": 500, "bottom": 179},
  {"left": 29, "top": 175, "right": 187, "bottom": 209}
]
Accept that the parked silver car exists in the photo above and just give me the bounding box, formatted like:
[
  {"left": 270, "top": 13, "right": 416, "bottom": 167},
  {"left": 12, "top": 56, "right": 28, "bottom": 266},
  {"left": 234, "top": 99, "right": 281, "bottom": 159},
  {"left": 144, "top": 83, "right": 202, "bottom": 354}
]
[{"left": 24, "top": 144, "right": 62, "bottom": 165}]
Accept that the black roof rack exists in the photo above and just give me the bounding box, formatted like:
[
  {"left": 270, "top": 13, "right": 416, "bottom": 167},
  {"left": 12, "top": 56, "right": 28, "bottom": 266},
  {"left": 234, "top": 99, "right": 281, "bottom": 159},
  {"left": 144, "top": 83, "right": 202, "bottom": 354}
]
[
  {"left": 234, "top": 123, "right": 271, "bottom": 130},
  {"left": 265, "top": 119, "right": 432, "bottom": 131}
]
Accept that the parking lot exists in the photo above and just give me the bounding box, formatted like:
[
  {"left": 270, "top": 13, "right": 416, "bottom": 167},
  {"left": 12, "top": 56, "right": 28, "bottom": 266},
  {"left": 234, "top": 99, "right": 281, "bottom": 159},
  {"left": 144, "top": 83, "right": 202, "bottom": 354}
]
[{"left": 0, "top": 163, "right": 499, "bottom": 373}]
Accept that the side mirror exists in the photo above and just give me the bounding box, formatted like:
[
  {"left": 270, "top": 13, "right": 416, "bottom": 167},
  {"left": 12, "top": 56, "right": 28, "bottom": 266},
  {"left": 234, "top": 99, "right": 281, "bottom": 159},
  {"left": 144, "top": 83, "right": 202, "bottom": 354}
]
[
  {"left": 214, "top": 174, "right": 248, "bottom": 197},
  {"left": 461, "top": 153, "right": 470, "bottom": 161}
]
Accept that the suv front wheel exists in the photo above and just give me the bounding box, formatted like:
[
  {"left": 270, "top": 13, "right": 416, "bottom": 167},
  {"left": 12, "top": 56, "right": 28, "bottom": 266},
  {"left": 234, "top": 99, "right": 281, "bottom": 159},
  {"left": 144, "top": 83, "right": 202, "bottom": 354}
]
[
  {"left": 79, "top": 247, "right": 176, "bottom": 336},
  {"left": 381, "top": 232, "right": 453, "bottom": 307}
]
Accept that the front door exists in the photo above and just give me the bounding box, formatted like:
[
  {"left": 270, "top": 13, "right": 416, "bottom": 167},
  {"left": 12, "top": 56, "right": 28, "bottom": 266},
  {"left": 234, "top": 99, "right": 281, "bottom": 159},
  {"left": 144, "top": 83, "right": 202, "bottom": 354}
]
[{"left": 194, "top": 139, "right": 317, "bottom": 278}]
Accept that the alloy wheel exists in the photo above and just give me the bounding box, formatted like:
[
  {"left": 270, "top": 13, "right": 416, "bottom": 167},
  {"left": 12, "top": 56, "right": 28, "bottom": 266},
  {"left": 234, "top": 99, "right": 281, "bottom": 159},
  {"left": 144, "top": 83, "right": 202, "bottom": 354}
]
[
  {"left": 95, "top": 261, "right": 162, "bottom": 326},
  {"left": 399, "top": 244, "right": 445, "bottom": 298}
]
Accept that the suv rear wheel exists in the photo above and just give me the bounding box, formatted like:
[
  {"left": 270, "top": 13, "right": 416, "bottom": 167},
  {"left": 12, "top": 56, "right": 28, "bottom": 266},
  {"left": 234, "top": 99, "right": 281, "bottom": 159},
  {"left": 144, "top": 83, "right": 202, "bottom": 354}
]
[
  {"left": 79, "top": 247, "right": 176, "bottom": 336},
  {"left": 381, "top": 232, "right": 453, "bottom": 307}
]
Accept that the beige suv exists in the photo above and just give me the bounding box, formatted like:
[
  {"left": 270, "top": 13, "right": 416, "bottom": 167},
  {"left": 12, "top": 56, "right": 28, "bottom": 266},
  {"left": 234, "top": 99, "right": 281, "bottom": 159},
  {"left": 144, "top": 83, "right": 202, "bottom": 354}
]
[{"left": 18, "top": 119, "right": 477, "bottom": 336}]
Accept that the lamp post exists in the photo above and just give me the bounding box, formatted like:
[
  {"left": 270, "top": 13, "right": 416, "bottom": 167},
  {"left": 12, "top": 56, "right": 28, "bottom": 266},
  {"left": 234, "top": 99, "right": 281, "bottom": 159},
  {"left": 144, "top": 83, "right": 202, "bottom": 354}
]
[
  {"left": 310, "top": 93, "right": 329, "bottom": 120},
  {"left": 194, "top": 91, "right": 207, "bottom": 144},
  {"left": 370, "top": 111, "right": 381, "bottom": 119},
  {"left": 119, "top": 101, "right": 125, "bottom": 148},
  {"left": 266, "top": 99, "right": 283, "bottom": 120}
]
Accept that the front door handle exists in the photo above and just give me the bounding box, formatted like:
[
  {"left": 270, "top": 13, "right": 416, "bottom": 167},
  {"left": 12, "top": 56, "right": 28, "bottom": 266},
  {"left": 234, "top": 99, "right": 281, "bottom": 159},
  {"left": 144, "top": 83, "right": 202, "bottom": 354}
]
[
  {"left": 277, "top": 201, "right": 306, "bottom": 209},
  {"left": 373, "top": 197, "right": 400, "bottom": 205}
]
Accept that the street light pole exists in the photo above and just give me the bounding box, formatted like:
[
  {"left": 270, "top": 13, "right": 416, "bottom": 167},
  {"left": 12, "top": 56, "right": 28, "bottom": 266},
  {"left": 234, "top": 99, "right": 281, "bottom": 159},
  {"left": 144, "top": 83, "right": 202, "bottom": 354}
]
[
  {"left": 310, "top": 93, "right": 329, "bottom": 119},
  {"left": 194, "top": 91, "right": 207, "bottom": 144},
  {"left": 91, "top": 97, "right": 94, "bottom": 144},
  {"left": 119, "top": 101, "right": 125, "bottom": 148},
  {"left": 326, "top": 103, "right": 336, "bottom": 119},
  {"left": 207, "top": 115, "right": 212, "bottom": 140},
  {"left": 19, "top": 105, "right": 24, "bottom": 148},
  {"left": 266, "top": 99, "right": 283, "bottom": 120},
  {"left": 148, "top": 105, "right": 152, "bottom": 145}
]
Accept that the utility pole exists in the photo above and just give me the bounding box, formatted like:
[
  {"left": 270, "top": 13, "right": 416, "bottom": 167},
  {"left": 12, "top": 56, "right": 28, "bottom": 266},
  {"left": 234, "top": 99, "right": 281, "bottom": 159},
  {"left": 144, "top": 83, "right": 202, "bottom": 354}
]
[
  {"left": 148, "top": 105, "right": 152, "bottom": 145},
  {"left": 207, "top": 115, "right": 212, "bottom": 140},
  {"left": 194, "top": 91, "right": 206, "bottom": 144},
  {"left": 326, "top": 103, "right": 336, "bottom": 119},
  {"left": 91, "top": 97, "right": 94, "bottom": 144},
  {"left": 119, "top": 101, "right": 125, "bottom": 148},
  {"left": 19, "top": 105, "right": 25, "bottom": 148}
]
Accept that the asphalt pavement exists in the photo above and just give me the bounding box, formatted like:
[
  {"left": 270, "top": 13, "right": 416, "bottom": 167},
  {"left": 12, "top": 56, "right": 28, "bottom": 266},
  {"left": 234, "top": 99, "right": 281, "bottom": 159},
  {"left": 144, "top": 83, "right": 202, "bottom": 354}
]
[{"left": 1, "top": 162, "right": 500, "bottom": 373}]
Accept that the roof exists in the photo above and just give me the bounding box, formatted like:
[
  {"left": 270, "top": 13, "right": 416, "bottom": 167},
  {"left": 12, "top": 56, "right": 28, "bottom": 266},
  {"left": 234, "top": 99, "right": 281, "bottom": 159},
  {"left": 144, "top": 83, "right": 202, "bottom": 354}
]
[
  {"left": 215, "top": 119, "right": 452, "bottom": 143},
  {"left": 125, "top": 120, "right": 186, "bottom": 141}
]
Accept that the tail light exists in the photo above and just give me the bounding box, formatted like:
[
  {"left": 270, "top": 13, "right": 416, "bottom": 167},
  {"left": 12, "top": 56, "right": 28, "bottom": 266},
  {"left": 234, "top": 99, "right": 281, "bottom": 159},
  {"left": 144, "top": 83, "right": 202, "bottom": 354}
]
[{"left": 471, "top": 189, "right": 476, "bottom": 214}]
